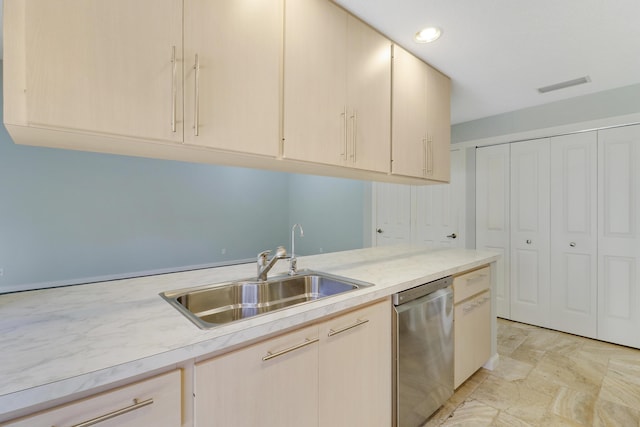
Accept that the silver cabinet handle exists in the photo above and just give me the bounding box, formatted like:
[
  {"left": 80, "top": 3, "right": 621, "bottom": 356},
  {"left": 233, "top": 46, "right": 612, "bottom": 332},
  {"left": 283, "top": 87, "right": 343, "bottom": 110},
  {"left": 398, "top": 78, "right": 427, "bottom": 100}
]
[
  {"left": 66, "top": 398, "right": 154, "bottom": 427},
  {"left": 193, "top": 54, "right": 200, "bottom": 136},
  {"left": 262, "top": 337, "right": 319, "bottom": 361},
  {"left": 526, "top": 239, "right": 532, "bottom": 244},
  {"left": 341, "top": 107, "right": 348, "bottom": 160},
  {"left": 570, "top": 242, "right": 576, "bottom": 247},
  {"left": 447, "top": 233, "right": 457, "bottom": 239},
  {"left": 376, "top": 228, "right": 383, "bottom": 234},
  {"left": 170, "top": 46, "right": 177, "bottom": 133},
  {"left": 328, "top": 318, "right": 369, "bottom": 337},
  {"left": 350, "top": 110, "right": 357, "bottom": 163},
  {"left": 422, "top": 136, "right": 428, "bottom": 176},
  {"left": 427, "top": 136, "right": 434, "bottom": 174},
  {"left": 466, "top": 274, "right": 487, "bottom": 284}
]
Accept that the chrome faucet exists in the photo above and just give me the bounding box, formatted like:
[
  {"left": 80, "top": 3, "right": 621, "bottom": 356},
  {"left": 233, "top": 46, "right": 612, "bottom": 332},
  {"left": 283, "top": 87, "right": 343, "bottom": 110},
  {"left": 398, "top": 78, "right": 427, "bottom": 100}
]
[
  {"left": 289, "top": 224, "right": 304, "bottom": 276},
  {"left": 257, "top": 246, "right": 287, "bottom": 281}
]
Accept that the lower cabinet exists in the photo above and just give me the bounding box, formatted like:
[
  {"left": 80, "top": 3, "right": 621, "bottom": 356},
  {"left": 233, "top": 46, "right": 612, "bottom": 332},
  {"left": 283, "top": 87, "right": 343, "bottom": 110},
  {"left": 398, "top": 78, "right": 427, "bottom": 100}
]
[
  {"left": 453, "top": 266, "right": 491, "bottom": 388},
  {"left": 318, "top": 300, "right": 391, "bottom": 426},
  {"left": 4, "top": 370, "right": 182, "bottom": 427},
  {"left": 194, "top": 299, "right": 391, "bottom": 427}
]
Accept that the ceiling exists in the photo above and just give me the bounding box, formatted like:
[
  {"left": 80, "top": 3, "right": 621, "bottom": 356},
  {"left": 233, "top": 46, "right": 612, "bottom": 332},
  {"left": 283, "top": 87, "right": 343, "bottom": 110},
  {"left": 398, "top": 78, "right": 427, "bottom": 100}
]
[{"left": 334, "top": 0, "right": 640, "bottom": 124}]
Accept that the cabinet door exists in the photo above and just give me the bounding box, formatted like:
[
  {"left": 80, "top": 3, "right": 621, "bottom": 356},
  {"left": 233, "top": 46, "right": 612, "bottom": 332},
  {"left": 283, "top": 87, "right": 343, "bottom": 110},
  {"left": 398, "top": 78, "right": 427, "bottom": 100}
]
[
  {"left": 345, "top": 15, "right": 391, "bottom": 173},
  {"left": 476, "top": 144, "right": 511, "bottom": 319},
  {"left": 20, "top": 0, "right": 183, "bottom": 143},
  {"left": 374, "top": 182, "right": 413, "bottom": 246},
  {"left": 283, "top": 0, "right": 348, "bottom": 166},
  {"left": 5, "top": 370, "right": 181, "bottom": 427},
  {"left": 597, "top": 125, "right": 640, "bottom": 348},
  {"left": 391, "top": 44, "right": 428, "bottom": 178},
  {"left": 454, "top": 291, "right": 491, "bottom": 388},
  {"left": 425, "top": 65, "right": 451, "bottom": 182},
  {"left": 319, "top": 300, "right": 391, "bottom": 427},
  {"left": 195, "top": 324, "right": 319, "bottom": 427},
  {"left": 550, "top": 132, "right": 598, "bottom": 338},
  {"left": 413, "top": 148, "right": 465, "bottom": 248},
  {"left": 183, "top": 0, "right": 281, "bottom": 156},
  {"left": 510, "top": 139, "right": 551, "bottom": 327}
]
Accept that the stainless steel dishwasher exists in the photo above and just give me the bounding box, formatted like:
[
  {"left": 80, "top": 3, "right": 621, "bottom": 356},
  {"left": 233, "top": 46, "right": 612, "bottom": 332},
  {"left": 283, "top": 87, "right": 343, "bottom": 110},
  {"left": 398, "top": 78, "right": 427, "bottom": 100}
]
[{"left": 392, "top": 276, "right": 454, "bottom": 427}]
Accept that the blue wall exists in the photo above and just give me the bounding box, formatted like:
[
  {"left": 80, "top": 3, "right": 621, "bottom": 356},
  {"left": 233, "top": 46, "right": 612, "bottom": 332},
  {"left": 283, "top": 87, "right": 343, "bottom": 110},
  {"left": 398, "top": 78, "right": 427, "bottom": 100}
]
[{"left": 0, "top": 68, "right": 368, "bottom": 293}]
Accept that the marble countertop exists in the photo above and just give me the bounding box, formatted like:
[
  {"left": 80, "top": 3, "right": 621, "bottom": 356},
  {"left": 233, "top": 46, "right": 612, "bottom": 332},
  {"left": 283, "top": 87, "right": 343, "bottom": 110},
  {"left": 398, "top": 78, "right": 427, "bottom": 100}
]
[{"left": 0, "top": 245, "right": 499, "bottom": 416}]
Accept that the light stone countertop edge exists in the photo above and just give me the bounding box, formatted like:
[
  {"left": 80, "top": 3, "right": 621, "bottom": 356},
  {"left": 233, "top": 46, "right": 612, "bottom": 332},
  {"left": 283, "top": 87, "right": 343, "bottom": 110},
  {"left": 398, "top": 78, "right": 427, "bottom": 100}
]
[{"left": 0, "top": 245, "right": 500, "bottom": 418}]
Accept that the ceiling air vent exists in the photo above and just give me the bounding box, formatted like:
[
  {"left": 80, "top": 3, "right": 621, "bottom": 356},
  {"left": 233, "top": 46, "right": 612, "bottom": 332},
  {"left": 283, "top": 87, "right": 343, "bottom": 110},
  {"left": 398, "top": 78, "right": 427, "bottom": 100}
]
[{"left": 537, "top": 76, "right": 591, "bottom": 94}]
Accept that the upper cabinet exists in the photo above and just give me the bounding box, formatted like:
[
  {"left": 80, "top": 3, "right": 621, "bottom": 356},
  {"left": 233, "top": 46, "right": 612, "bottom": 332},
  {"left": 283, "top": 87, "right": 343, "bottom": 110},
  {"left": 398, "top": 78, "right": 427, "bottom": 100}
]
[
  {"left": 5, "top": 0, "right": 281, "bottom": 158},
  {"left": 391, "top": 44, "right": 451, "bottom": 182},
  {"left": 7, "top": 0, "right": 184, "bottom": 143},
  {"left": 183, "top": 0, "right": 282, "bottom": 156},
  {"left": 283, "top": 0, "right": 391, "bottom": 173},
  {"left": 4, "top": 0, "right": 451, "bottom": 184}
]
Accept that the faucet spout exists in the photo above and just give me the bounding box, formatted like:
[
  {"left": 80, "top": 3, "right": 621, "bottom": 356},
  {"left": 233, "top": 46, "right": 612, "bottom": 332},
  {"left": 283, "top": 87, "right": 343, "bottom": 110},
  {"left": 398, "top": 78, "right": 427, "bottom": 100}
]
[
  {"left": 257, "top": 246, "right": 287, "bottom": 281},
  {"left": 289, "top": 224, "right": 304, "bottom": 275}
]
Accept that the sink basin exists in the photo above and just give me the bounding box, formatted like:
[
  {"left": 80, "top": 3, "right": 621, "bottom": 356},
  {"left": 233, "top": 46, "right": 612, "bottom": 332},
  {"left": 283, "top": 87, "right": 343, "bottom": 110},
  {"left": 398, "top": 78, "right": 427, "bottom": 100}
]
[{"left": 161, "top": 271, "right": 372, "bottom": 329}]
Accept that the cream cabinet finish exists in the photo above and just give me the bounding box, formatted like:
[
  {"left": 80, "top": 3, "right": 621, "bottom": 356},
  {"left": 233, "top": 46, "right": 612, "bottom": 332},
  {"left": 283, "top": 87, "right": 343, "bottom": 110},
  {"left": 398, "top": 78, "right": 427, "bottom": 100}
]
[
  {"left": 6, "top": 0, "right": 282, "bottom": 157},
  {"left": 194, "top": 300, "right": 391, "bottom": 427},
  {"left": 453, "top": 267, "right": 491, "bottom": 388},
  {"left": 8, "top": 0, "right": 184, "bottom": 143},
  {"left": 283, "top": 0, "right": 391, "bottom": 173},
  {"left": 195, "top": 323, "right": 319, "bottom": 427},
  {"left": 183, "top": 0, "right": 282, "bottom": 156},
  {"left": 391, "top": 45, "right": 451, "bottom": 182},
  {"left": 318, "top": 300, "right": 391, "bottom": 427},
  {"left": 4, "top": 370, "right": 181, "bottom": 427}
]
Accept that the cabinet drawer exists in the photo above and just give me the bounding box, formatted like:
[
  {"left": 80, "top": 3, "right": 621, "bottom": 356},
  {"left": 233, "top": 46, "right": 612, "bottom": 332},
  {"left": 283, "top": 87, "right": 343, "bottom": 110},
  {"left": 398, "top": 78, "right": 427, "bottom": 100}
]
[
  {"left": 453, "top": 266, "right": 490, "bottom": 303},
  {"left": 454, "top": 290, "right": 491, "bottom": 388},
  {"left": 5, "top": 370, "right": 182, "bottom": 427}
]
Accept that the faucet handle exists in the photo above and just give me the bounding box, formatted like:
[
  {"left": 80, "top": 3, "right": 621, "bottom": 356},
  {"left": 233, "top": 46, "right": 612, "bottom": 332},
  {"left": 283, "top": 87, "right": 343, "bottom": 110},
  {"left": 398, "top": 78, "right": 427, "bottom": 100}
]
[{"left": 257, "top": 250, "right": 271, "bottom": 265}]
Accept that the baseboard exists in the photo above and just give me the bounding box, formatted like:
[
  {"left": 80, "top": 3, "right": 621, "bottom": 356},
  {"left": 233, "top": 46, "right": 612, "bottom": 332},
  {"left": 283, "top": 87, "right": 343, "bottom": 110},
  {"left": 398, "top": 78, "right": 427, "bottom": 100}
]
[{"left": 483, "top": 353, "right": 500, "bottom": 371}]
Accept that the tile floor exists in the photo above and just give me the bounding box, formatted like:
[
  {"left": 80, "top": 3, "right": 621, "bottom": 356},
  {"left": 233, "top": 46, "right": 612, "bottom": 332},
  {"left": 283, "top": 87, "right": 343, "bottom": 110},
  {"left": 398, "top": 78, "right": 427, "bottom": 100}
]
[{"left": 425, "top": 319, "right": 640, "bottom": 426}]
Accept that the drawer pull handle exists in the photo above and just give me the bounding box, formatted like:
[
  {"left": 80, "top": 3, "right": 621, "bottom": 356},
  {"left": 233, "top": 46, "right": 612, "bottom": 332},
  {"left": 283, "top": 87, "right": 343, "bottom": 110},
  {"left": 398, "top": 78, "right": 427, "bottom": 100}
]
[
  {"left": 328, "top": 318, "right": 369, "bottom": 337},
  {"left": 263, "top": 337, "right": 319, "bottom": 361},
  {"left": 65, "top": 398, "right": 153, "bottom": 427},
  {"left": 466, "top": 274, "right": 487, "bottom": 284}
]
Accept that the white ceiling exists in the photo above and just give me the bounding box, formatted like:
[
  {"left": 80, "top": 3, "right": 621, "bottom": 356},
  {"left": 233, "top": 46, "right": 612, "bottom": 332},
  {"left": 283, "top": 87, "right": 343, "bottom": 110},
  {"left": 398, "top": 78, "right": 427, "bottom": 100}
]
[{"left": 334, "top": 0, "right": 640, "bottom": 124}]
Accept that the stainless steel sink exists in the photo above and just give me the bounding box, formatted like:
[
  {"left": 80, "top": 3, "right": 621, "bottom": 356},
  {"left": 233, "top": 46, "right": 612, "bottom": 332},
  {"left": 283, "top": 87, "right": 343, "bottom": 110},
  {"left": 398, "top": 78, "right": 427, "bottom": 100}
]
[{"left": 161, "top": 271, "right": 372, "bottom": 329}]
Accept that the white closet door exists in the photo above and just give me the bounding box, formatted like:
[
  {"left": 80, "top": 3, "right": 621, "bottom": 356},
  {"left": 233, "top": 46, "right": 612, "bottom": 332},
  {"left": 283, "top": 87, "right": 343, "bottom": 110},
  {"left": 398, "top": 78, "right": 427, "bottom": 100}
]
[
  {"left": 476, "top": 144, "right": 511, "bottom": 319},
  {"left": 598, "top": 125, "right": 640, "bottom": 348},
  {"left": 413, "top": 148, "right": 465, "bottom": 248},
  {"left": 510, "top": 139, "right": 550, "bottom": 327},
  {"left": 550, "top": 132, "right": 598, "bottom": 338},
  {"left": 374, "top": 183, "right": 412, "bottom": 246}
]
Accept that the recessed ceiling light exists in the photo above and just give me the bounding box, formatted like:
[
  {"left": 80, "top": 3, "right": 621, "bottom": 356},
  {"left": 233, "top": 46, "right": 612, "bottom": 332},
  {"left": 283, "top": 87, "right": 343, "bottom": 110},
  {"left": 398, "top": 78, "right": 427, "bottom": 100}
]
[{"left": 415, "top": 27, "right": 442, "bottom": 43}]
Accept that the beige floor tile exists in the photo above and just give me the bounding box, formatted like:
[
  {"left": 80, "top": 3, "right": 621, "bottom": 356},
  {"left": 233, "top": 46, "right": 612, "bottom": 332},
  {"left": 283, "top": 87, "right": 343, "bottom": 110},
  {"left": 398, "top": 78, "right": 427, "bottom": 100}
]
[
  {"left": 440, "top": 400, "right": 498, "bottom": 427},
  {"left": 599, "top": 373, "right": 640, "bottom": 410},
  {"left": 593, "top": 398, "right": 640, "bottom": 427},
  {"left": 550, "top": 386, "right": 597, "bottom": 426},
  {"left": 471, "top": 374, "right": 553, "bottom": 424},
  {"left": 533, "top": 351, "right": 606, "bottom": 394},
  {"left": 508, "top": 344, "right": 546, "bottom": 366},
  {"left": 497, "top": 325, "right": 530, "bottom": 356},
  {"left": 490, "top": 355, "right": 534, "bottom": 382},
  {"left": 492, "top": 411, "right": 534, "bottom": 427},
  {"left": 427, "top": 320, "right": 640, "bottom": 427}
]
